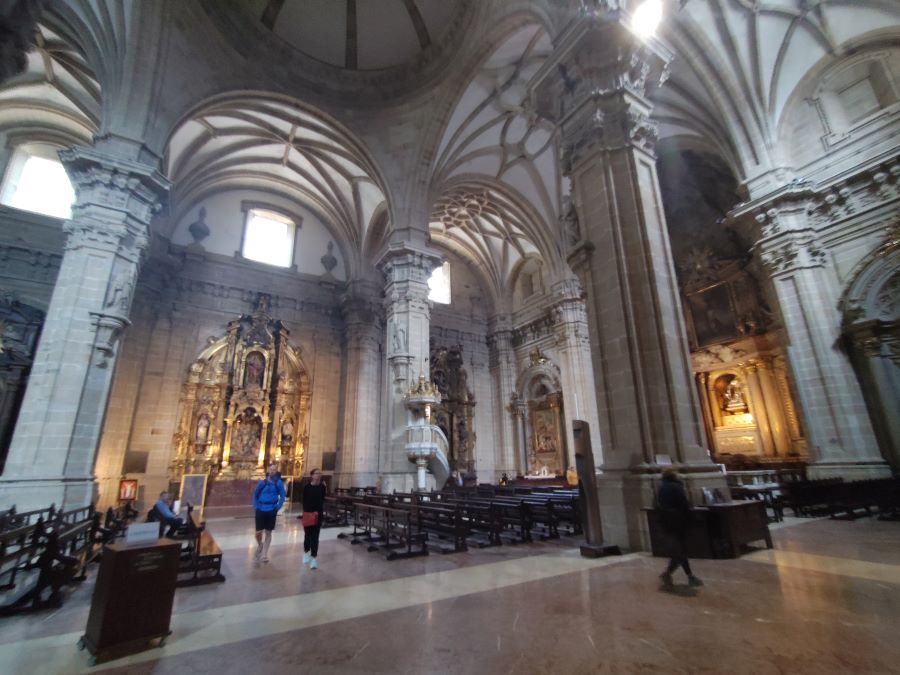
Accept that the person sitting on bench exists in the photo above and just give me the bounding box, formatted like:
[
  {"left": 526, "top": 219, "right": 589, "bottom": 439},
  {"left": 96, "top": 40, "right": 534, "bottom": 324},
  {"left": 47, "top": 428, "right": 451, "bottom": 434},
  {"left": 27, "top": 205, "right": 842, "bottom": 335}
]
[{"left": 154, "top": 491, "right": 184, "bottom": 537}]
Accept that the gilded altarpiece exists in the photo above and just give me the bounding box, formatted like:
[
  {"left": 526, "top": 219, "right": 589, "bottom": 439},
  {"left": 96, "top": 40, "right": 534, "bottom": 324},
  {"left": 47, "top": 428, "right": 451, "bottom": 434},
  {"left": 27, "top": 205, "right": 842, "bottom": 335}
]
[
  {"left": 169, "top": 296, "right": 311, "bottom": 482},
  {"left": 429, "top": 343, "right": 476, "bottom": 473}
]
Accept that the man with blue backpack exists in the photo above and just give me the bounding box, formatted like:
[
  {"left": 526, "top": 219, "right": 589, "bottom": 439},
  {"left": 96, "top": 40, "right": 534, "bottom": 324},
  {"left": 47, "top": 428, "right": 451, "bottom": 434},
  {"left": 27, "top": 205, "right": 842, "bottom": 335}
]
[{"left": 252, "top": 463, "right": 285, "bottom": 563}]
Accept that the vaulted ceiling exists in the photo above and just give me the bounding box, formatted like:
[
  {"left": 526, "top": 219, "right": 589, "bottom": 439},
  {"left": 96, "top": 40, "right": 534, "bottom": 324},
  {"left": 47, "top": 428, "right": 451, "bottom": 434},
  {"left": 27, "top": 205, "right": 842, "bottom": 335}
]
[{"left": 165, "top": 97, "right": 387, "bottom": 276}]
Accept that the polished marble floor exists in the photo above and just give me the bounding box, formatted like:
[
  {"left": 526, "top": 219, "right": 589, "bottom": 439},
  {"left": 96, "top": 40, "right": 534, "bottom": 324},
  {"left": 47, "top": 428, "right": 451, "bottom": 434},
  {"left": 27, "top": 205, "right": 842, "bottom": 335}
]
[{"left": 1, "top": 507, "right": 898, "bottom": 674}]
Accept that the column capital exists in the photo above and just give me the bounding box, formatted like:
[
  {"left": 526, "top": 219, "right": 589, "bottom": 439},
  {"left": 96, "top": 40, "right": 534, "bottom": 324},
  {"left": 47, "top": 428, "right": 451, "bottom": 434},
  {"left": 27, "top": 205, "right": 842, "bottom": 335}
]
[
  {"left": 59, "top": 146, "right": 170, "bottom": 259},
  {"left": 376, "top": 243, "right": 442, "bottom": 282},
  {"left": 531, "top": 12, "right": 670, "bottom": 166}
]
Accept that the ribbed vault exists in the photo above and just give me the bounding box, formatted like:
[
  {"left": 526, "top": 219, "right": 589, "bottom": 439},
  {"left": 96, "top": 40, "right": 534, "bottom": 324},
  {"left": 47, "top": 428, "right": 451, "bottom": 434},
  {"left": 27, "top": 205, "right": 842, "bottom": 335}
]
[
  {"left": 165, "top": 96, "right": 388, "bottom": 276},
  {"left": 429, "top": 181, "right": 561, "bottom": 308},
  {"left": 0, "top": 23, "right": 99, "bottom": 145},
  {"left": 655, "top": 0, "right": 900, "bottom": 177}
]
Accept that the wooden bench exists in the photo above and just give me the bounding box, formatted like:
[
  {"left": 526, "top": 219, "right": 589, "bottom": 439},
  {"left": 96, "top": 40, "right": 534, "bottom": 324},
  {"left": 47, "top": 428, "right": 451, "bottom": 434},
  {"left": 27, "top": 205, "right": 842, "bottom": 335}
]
[{"left": 176, "top": 509, "right": 225, "bottom": 587}]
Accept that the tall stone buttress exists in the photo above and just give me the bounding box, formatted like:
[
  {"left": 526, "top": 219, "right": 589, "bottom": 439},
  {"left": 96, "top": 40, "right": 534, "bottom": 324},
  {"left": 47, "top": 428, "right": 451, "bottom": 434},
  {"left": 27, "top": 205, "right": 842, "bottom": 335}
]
[
  {"left": 0, "top": 146, "right": 168, "bottom": 510},
  {"left": 532, "top": 8, "right": 723, "bottom": 548}
]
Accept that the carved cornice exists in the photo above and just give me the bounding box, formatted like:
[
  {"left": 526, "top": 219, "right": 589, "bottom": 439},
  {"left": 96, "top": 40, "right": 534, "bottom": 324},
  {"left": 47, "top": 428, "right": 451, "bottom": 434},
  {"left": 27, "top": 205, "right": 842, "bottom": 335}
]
[
  {"left": 59, "top": 147, "right": 170, "bottom": 260},
  {"left": 531, "top": 12, "right": 670, "bottom": 167},
  {"left": 758, "top": 236, "right": 827, "bottom": 277}
]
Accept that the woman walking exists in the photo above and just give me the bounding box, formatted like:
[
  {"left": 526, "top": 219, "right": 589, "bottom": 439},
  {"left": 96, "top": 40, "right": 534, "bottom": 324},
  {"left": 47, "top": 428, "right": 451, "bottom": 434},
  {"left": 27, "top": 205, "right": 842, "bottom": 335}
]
[
  {"left": 657, "top": 468, "right": 703, "bottom": 588},
  {"left": 301, "top": 468, "right": 326, "bottom": 569}
]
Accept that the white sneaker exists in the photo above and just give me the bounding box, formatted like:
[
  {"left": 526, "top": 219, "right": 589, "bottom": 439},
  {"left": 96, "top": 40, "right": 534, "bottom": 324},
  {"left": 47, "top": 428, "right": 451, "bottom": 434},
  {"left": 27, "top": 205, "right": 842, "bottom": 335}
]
[
  {"left": 303, "top": 553, "right": 310, "bottom": 566},
  {"left": 310, "top": 559, "right": 318, "bottom": 570},
  {"left": 254, "top": 544, "right": 263, "bottom": 562}
]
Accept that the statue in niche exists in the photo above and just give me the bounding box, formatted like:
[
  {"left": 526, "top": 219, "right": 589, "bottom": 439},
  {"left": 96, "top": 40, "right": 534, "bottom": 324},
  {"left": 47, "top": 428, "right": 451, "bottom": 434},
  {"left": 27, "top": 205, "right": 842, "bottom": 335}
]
[
  {"left": 104, "top": 272, "right": 133, "bottom": 312},
  {"left": 244, "top": 351, "right": 265, "bottom": 389},
  {"left": 232, "top": 407, "right": 262, "bottom": 460},
  {"left": 391, "top": 322, "right": 407, "bottom": 354},
  {"left": 280, "top": 418, "right": 294, "bottom": 447},
  {"left": 195, "top": 414, "right": 210, "bottom": 444},
  {"left": 723, "top": 379, "right": 748, "bottom": 414}
]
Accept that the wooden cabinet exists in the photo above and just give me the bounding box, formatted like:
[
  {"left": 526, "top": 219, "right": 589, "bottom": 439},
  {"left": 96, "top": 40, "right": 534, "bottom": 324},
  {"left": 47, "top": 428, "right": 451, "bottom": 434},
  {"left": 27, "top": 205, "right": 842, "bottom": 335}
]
[{"left": 644, "top": 501, "right": 772, "bottom": 559}]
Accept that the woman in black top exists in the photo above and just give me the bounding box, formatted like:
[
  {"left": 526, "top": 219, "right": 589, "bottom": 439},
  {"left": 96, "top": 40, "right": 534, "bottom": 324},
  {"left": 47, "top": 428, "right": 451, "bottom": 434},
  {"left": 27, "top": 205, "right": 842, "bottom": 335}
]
[
  {"left": 657, "top": 468, "right": 703, "bottom": 588},
  {"left": 301, "top": 468, "right": 327, "bottom": 569}
]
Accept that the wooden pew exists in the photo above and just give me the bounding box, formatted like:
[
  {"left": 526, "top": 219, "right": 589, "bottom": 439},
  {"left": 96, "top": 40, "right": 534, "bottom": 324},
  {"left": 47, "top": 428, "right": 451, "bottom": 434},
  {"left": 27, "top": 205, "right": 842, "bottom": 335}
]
[{"left": 175, "top": 508, "right": 225, "bottom": 587}]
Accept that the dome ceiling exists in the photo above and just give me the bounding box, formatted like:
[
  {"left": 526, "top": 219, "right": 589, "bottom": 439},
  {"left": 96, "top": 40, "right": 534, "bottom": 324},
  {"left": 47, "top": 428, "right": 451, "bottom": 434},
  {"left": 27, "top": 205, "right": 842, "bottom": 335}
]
[{"left": 250, "top": 0, "right": 468, "bottom": 71}]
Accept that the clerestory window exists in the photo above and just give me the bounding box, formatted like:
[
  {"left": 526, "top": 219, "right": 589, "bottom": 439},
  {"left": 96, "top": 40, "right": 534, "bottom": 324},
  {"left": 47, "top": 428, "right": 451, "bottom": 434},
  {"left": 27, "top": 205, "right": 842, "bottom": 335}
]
[
  {"left": 428, "top": 261, "right": 451, "bottom": 304},
  {"left": 0, "top": 145, "right": 76, "bottom": 219},
  {"left": 241, "top": 207, "right": 296, "bottom": 268}
]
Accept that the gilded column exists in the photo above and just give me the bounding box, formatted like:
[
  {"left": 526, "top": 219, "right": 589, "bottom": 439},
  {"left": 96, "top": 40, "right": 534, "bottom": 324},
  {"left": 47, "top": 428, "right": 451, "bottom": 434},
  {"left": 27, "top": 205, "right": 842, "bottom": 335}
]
[
  {"left": 756, "top": 356, "right": 792, "bottom": 457},
  {"left": 695, "top": 372, "right": 716, "bottom": 454},
  {"left": 0, "top": 146, "right": 168, "bottom": 510},
  {"left": 742, "top": 361, "right": 775, "bottom": 457}
]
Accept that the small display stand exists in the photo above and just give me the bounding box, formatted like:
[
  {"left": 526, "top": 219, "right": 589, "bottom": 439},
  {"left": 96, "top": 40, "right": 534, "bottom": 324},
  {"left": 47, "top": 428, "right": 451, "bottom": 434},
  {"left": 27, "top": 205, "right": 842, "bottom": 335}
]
[{"left": 78, "top": 539, "right": 181, "bottom": 665}]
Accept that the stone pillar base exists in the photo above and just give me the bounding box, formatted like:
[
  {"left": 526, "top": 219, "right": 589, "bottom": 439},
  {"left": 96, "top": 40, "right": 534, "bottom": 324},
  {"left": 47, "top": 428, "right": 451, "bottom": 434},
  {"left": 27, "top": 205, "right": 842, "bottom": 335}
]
[
  {"left": 806, "top": 461, "right": 892, "bottom": 481},
  {"left": 597, "top": 466, "right": 728, "bottom": 552},
  {"left": 380, "top": 471, "right": 429, "bottom": 494},
  {"left": 0, "top": 476, "right": 95, "bottom": 511}
]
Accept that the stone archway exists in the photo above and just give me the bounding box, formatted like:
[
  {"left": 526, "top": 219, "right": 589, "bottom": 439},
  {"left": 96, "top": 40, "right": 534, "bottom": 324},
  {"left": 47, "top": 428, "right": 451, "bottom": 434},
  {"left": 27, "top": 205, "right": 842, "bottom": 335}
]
[
  {"left": 514, "top": 349, "right": 567, "bottom": 477},
  {"left": 839, "top": 228, "right": 900, "bottom": 470}
]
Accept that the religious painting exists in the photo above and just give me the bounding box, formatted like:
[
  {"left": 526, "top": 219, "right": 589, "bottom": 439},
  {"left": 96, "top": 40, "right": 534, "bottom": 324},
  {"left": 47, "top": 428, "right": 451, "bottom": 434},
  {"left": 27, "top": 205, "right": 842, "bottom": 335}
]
[
  {"left": 688, "top": 283, "right": 738, "bottom": 347},
  {"left": 118, "top": 479, "right": 138, "bottom": 502},
  {"left": 180, "top": 473, "right": 208, "bottom": 513},
  {"left": 532, "top": 408, "right": 559, "bottom": 456}
]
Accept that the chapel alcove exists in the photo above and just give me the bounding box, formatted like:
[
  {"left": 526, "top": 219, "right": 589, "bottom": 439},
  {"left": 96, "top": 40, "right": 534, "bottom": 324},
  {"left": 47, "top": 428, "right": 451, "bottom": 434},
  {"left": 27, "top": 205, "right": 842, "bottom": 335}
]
[{"left": 514, "top": 349, "right": 567, "bottom": 477}]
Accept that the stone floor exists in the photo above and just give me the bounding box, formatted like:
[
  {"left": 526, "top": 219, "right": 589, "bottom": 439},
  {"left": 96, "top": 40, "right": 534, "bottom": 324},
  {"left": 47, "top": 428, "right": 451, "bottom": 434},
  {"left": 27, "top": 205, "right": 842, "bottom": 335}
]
[{"left": 1, "top": 507, "right": 898, "bottom": 674}]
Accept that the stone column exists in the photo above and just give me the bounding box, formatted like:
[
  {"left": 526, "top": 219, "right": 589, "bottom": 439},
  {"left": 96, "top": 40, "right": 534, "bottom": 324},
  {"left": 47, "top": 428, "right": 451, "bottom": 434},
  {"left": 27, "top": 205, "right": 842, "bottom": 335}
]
[
  {"left": 736, "top": 189, "right": 890, "bottom": 479},
  {"left": 378, "top": 245, "right": 441, "bottom": 492},
  {"left": 551, "top": 278, "right": 603, "bottom": 470},
  {"left": 532, "top": 11, "right": 722, "bottom": 548},
  {"left": 487, "top": 317, "right": 518, "bottom": 478},
  {"left": 0, "top": 147, "right": 168, "bottom": 510},
  {"left": 845, "top": 323, "right": 900, "bottom": 471},
  {"left": 756, "top": 357, "right": 793, "bottom": 457},
  {"left": 507, "top": 397, "right": 528, "bottom": 475},
  {"left": 335, "top": 281, "right": 383, "bottom": 489},
  {"left": 741, "top": 361, "right": 775, "bottom": 457}
]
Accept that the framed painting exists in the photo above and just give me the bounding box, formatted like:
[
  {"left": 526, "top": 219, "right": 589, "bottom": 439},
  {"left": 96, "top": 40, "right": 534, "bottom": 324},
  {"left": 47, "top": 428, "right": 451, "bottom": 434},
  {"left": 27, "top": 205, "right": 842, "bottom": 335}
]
[
  {"left": 180, "top": 473, "right": 209, "bottom": 516},
  {"left": 687, "top": 283, "right": 738, "bottom": 347},
  {"left": 118, "top": 479, "right": 138, "bottom": 502}
]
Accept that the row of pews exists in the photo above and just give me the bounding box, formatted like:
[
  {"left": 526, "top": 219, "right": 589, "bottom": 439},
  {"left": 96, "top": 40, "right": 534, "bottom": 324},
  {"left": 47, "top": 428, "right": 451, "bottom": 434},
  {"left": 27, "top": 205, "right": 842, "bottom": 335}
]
[
  {"left": 327, "top": 485, "right": 582, "bottom": 560},
  {"left": 776, "top": 477, "right": 900, "bottom": 520},
  {"left": 0, "top": 503, "right": 135, "bottom": 616}
]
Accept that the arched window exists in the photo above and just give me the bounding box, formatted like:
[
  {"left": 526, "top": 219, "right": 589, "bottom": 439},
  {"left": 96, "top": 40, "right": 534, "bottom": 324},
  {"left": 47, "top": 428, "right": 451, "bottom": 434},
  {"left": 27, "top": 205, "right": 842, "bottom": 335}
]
[
  {"left": 428, "top": 261, "right": 451, "bottom": 304},
  {"left": 241, "top": 206, "right": 297, "bottom": 268},
  {"left": 0, "top": 144, "right": 76, "bottom": 219}
]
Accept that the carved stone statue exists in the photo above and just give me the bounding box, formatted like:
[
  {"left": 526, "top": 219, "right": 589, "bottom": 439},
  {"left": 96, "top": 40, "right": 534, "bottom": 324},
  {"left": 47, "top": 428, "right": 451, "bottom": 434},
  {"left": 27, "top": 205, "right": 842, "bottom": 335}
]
[{"left": 244, "top": 351, "right": 265, "bottom": 389}]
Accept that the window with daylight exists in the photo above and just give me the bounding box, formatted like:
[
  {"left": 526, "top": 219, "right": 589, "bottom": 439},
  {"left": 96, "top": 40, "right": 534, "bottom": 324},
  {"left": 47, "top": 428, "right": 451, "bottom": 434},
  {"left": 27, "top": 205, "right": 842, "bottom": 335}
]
[
  {"left": 241, "top": 208, "right": 296, "bottom": 267},
  {"left": 428, "top": 261, "right": 451, "bottom": 304},
  {"left": 0, "top": 145, "right": 76, "bottom": 219}
]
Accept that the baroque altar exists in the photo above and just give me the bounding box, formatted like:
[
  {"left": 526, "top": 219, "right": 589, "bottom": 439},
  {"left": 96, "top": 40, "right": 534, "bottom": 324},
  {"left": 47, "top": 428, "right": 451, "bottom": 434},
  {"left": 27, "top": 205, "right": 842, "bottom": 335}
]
[{"left": 169, "top": 295, "right": 311, "bottom": 483}]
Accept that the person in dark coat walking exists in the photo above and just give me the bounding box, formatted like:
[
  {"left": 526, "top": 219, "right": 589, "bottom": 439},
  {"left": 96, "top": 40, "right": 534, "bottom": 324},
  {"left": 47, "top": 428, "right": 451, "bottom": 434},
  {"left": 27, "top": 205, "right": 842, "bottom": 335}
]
[
  {"left": 300, "top": 468, "right": 327, "bottom": 569},
  {"left": 657, "top": 468, "right": 703, "bottom": 588}
]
